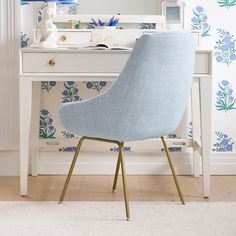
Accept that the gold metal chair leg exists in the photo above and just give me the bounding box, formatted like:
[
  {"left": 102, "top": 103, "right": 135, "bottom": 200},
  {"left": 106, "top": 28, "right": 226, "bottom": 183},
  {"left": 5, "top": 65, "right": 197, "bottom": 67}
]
[
  {"left": 59, "top": 137, "right": 85, "bottom": 203},
  {"left": 112, "top": 150, "right": 121, "bottom": 192},
  {"left": 58, "top": 136, "right": 130, "bottom": 219},
  {"left": 161, "top": 137, "right": 185, "bottom": 204},
  {"left": 119, "top": 142, "right": 130, "bottom": 220}
]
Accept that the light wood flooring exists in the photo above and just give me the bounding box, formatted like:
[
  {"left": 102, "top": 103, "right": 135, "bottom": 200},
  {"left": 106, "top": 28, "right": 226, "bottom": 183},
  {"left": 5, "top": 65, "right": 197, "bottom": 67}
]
[{"left": 0, "top": 176, "right": 236, "bottom": 201}]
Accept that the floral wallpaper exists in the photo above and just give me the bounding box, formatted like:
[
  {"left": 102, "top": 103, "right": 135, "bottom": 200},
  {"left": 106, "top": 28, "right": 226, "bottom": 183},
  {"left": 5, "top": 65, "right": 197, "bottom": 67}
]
[
  {"left": 191, "top": 6, "right": 211, "bottom": 37},
  {"left": 217, "top": 0, "right": 236, "bottom": 8},
  {"left": 215, "top": 29, "right": 236, "bottom": 65},
  {"left": 215, "top": 80, "right": 236, "bottom": 111},
  {"left": 21, "top": 1, "right": 236, "bottom": 154}
]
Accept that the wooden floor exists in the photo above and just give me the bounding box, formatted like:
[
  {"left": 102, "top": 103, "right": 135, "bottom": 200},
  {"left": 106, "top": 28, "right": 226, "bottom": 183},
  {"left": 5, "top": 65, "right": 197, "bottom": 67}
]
[{"left": 0, "top": 175, "right": 236, "bottom": 201}]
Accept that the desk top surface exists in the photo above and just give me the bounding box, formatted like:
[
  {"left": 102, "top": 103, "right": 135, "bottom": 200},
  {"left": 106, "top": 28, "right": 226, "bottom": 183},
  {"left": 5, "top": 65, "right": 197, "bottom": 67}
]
[{"left": 20, "top": 47, "right": 212, "bottom": 54}]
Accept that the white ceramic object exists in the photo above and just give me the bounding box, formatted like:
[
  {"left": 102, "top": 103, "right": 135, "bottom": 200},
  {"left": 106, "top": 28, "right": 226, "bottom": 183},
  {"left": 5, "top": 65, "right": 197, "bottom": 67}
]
[{"left": 31, "top": 3, "right": 58, "bottom": 48}]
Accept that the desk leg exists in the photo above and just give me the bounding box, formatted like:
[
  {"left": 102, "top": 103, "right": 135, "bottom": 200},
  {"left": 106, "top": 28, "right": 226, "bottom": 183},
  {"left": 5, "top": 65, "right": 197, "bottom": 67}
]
[
  {"left": 200, "top": 77, "right": 212, "bottom": 198},
  {"left": 30, "top": 82, "right": 41, "bottom": 176},
  {"left": 191, "top": 79, "right": 201, "bottom": 177},
  {"left": 20, "top": 78, "right": 32, "bottom": 196}
]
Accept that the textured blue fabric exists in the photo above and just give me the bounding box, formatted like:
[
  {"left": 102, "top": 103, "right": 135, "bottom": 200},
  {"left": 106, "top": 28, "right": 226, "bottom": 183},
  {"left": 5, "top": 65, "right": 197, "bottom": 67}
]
[{"left": 59, "top": 32, "right": 196, "bottom": 142}]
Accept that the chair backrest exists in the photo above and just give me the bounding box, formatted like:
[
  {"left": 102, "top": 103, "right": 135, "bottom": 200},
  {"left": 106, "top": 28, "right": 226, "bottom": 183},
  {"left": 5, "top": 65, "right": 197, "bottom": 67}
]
[{"left": 106, "top": 31, "right": 196, "bottom": 141}]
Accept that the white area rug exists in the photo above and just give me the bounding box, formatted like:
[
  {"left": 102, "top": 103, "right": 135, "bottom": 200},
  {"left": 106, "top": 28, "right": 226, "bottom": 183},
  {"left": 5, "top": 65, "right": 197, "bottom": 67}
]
[{"left": 0, "top": 202, "right": 236, "bottom": 236}]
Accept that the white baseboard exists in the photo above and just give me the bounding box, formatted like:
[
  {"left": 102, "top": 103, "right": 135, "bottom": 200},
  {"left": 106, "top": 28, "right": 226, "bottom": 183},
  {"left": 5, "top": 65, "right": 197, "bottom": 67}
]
[
  {"left": 0, "top": 151, "right": 236, "bottom": 176},
  {"left": 0, "top": 151, "right": 20, "bottom": 176}
]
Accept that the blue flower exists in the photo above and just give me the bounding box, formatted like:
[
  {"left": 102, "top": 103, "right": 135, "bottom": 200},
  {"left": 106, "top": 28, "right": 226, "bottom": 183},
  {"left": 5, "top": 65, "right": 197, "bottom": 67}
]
[
  {"left": 229, "top": 96, "right": 234, "bottom": 101},
  {"left": 49, "top": 126, "right": 54, "bottom": 131},
  {"left": 223, "top": 37, "right": 231, "bottom": 43},
  {"left": 203, "top": 23, "right": 209, "bottom": 28},
  {"left": 74, "top": 96, "right": 80, "bottom": 101},
  {"left": 191, "top": 17, "right": 198, "bottom": 23},
  {"left": 67, "top": 81, "right": 75, "bottom": 86},
  {"left": 221, "top": 139, "right": 228, "bottom": 145},
  {"left": 216, "top": 55, "right": 223, "bottom": 62},
  {"left": 48, "top": 118, "right": 53, "bottom": 124},
  {"left": 222, "top": 80, "right": 229, "bottom": 86},
  {"left": 49, "top": 81, "right": 56, "bottom": 86},
  {"left": 100, "top": 81, "right": 107, "bottom": 87},
  {"left": 221, "top": 45, "right": 229, "bottom": 51},
  {"left": 217, "top": 91, "right": 223, "bottom": 96},
  {"left": 62, "top": 90, "right": 68, "bottom": 96},
  {"left": 229, "top": 42, "right": 235, "bottom": 48},
  {"left": 229, "top": 89, "right": 233, "bottom": 94},
  {"left": 196, "top": 6, "right": 204, "bottom": 12},
  {"left": 226, "top": 144, "right": 233, "bottom": 152},
  {"left": 230, "top": 54, "right": 236, "bottom": 60},
  {"left": 86, "top": 82, "right": 93, "bottom": 89},
  {"left": 202, "top": 15, "right": 208, "bottom": 21},
  {"left": 41, "top": 109, "right": 49, "bottom": 116}
]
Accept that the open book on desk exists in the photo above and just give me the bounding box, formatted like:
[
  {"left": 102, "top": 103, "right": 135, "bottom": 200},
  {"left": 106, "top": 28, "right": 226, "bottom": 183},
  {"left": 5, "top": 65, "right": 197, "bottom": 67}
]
[{"left": 72, "top": 43, "right": 133, "bottom": 50}]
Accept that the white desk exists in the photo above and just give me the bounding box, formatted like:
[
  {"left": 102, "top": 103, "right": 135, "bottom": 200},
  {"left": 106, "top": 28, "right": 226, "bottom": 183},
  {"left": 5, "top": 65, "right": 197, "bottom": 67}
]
[{"left": 19, "top": 48, "right": 212, "bottom": 197}]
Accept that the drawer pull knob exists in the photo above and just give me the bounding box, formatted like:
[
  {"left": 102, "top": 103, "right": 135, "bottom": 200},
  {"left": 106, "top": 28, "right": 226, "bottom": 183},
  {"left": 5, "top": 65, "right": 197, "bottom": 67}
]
[
  {"left": 49, "top": 59, "right": 56, "bottom": 66},
  {"left": 60, "top": 35, "right": 67, "bottom": 42}
]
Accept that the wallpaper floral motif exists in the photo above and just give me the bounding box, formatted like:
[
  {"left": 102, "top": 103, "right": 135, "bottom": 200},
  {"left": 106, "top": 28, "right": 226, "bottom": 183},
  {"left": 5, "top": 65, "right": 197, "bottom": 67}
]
[
  {"left": 161, "top": 134, "right": 182, "bottom": 153},
  {"left": 214, "top": 29, "right": 236, "bottom": 65},
  {"left": 216, "top": 80, "right": 236, "bottom": 111},
  {"left": 217, "top": 0, "right": 236, "bottom": 8},
  {"left": 21, "top": 1, "right": 236, "bottom": 154},
  {"left": 213, "top": 131, "right": 234, "bottom": 152},
  {"left": 110, "top": 146, "right": 131, "bottom": 152},
  {"left": 39, "top": 109, "right": 56, "bottom": 139},
  {"left": 62, "top": 81, "right": 80, "bottom": 103},
  {"left": 41, "top": 81, "right": 56, "bottom": 93},
  {"left": 83, "top": 81, "right": 107, "bottom": 93},
  {"left": 191, "top": 6, "right": 211, "bottom": 37}
]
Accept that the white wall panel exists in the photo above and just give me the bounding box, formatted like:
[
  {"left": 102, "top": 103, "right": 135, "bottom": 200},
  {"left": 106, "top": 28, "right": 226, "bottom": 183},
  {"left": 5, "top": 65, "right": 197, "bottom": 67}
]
[{"left": 0, "top": 0, "right": 20, "bottom": 149}]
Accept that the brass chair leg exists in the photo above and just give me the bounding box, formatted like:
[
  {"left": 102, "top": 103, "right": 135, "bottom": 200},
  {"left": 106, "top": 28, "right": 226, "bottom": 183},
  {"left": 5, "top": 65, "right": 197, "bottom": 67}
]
[
  {"left": 112, "top": 150, "right": 121, "bottom": 192},
  {"left": 161, "top": 137, "right": 185, "bottom": 204},
  {"left": 59, "top": 137, "right": 85, "bottom": 203},
  {"left": 118, "top": 142, "right": 130, "bottom": 220},
  {"left": 59, "top": 136, "right": 130, "bottom": 219}
]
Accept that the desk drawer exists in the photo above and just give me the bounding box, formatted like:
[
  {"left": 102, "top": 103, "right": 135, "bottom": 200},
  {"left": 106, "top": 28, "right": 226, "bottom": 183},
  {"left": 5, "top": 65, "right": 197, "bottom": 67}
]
[
  {"left": 22, "top": 52, "right": 130, "bottom": 73},
  {"left": 57, "top": 31, "right": 92, "bottom": 45},
  {"left": 22, "top": 51, "right": 211, "bottom": 75}
]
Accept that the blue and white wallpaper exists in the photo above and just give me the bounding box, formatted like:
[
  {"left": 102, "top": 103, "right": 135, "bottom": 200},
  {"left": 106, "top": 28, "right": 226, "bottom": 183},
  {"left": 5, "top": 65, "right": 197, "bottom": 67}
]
[{"left": 21, "top": 1, "right": 236, "bottom": 154}]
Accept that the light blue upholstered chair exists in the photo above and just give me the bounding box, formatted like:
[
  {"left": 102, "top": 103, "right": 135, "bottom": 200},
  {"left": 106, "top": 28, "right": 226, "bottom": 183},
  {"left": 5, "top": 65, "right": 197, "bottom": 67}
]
[{"left": 59, "top": 32, "right": 196, "bottom": 220}]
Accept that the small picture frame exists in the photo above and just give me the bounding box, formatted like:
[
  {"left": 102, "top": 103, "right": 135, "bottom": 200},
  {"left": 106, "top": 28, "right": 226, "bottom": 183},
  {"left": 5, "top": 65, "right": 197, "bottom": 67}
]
[{"left": 162, "top": 1, "right": 184, "bottom": 29}]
